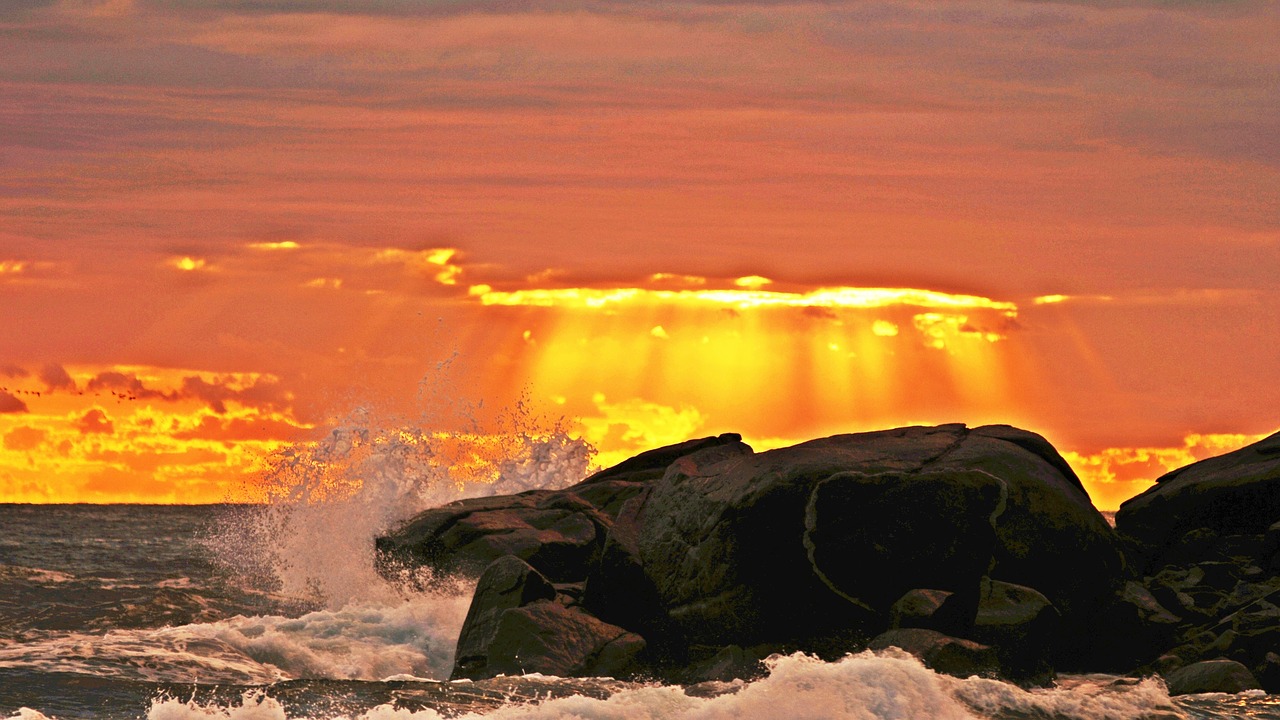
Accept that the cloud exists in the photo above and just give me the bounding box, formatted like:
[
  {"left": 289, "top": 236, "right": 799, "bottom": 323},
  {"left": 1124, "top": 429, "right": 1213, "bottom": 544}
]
[
  {"left": 83, "top": 369, "right": 293, "bottom": 413},
  {"left": 87, "top": 371, "right": 173, "bottom": 401},
  {"left": 179, "top": 375, "right": 292, "bottom": 414},
  {"left": 0, "top": 365, "right": 28, "bottom": 379},
  {"left": 75, "top": 408, "right": 115, "bottom": 434},
  {"left": 38, "top": 363, "right": 77, "bottom": 392},
  {"left": 172, "top": 413, "right": 310, "bottom": 442},
  {"left": 3, "top": 426, "right": 47, "bottom": 451},
  {"left": 0, "top": 392, "right": 29, "bottom": 414}
]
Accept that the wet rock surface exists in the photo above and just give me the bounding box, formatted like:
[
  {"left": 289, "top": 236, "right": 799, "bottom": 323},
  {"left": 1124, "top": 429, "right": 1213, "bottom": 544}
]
[{"left": 381, "top": 424, "right": 1280, "bottom": 692}]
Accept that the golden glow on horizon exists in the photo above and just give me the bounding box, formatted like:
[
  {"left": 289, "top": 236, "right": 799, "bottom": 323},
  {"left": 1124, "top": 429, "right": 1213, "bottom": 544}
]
[
  {"left": 470, "top": 284, "right": 1021, "bottom": 314},
  {"left": 0, "top": 365, "right": 306, "bottom": 503},
  {"left": 1063, "top": 431, "right": 1274, "bottom": 510}
]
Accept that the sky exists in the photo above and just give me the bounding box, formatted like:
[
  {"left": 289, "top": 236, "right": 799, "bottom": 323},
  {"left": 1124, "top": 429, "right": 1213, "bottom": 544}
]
[{"left": 0, "top": 0, "right": 1277, "bottom": 508}]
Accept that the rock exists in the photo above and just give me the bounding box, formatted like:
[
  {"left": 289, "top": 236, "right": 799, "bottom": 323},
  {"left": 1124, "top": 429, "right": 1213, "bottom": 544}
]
[
  {"left": 804, "top": 469, "right": 1006, "bottom": 611},
  {"left": 379, "top": 424, "right": 1124, "bottom": 684},
  {"left": 1163, "top": 658, "right": 1261, "bottom": 696},
  {"left": 580, "top": 491, "right": 676, "bottom": 652},
  {"left": 1116, "top": 430, "right": 1280, "bottom": 566},
  {"left": 889, "top": 589, "right": 976, "bottom": 637},
  {"left": 578, "top": 433, "right": 747, "bottom": 485},
  {"left": 633, "top": 424, "right": 1120, "bottom": 652},
  {"left": 681, "top": 644, "right": 766, "bottom": 683},
  {"left": 970, "top": 580, "right": 1060, "bottom": 683},
  {"left": 1256, "top": 651, "right": 1280, "bottom": 694},
  {"left": 376, "top": 491, "right": 608, "bottom": 582},
  {"left": 1087, "top": 581, "right": 1180, "bottom": 670},
  {"left": 452, "top": 600, "right": 646, "bottom": 680},
  {"left": 377, "top": 435, "right": 745, "bottom": 583},
  {"left": 453, "top": 555, "right": 557, "bottom": 679},
  {"left": 868, "top": 628, "right": 1000, "bottom": 679},
  {"left": 928, "top": 425, "right": 1124, "bottom": 628}
]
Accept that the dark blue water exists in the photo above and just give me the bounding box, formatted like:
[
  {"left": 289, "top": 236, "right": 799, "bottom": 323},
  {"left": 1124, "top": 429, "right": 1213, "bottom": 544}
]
[{"left": 1, "top": 504, "right": 1276, "bottom": 720}]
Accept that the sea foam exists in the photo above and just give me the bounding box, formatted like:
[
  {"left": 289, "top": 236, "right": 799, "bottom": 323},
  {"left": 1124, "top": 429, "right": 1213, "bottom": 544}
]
[{"left": 133, "top": 651, "right": 1190, "bottom": 720}]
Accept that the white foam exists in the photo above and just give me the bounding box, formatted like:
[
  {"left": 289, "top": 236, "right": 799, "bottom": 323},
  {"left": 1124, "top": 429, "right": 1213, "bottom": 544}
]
[{"left": 135, "top": 651, "right": 1198, "bottom": 720}]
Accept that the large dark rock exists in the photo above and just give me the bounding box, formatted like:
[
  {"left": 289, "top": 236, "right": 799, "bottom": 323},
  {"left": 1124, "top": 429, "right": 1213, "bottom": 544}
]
[
  {"left": 377, "top": 424, "right": 1126, "bottom": 684},
  {"left": 1116, "top": 430, "right": 1280, "bottom": 567},
  {"left": 629, "top": 424, "right": 1120, "bottom": 651}
]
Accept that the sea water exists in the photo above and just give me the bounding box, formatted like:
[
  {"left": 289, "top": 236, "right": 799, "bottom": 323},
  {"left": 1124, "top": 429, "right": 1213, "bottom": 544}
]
[{"left": 3, "top": 429, "right": 1280, "bottom": 719}]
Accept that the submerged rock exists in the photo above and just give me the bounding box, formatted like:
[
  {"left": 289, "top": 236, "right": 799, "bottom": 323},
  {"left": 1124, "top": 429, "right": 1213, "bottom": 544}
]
[
  {"left": 868, "top": 628, "right": 1000, "bottom": 679},
  {"left": 1163, "top": 658, "right": 1261, "bottom": 696}
]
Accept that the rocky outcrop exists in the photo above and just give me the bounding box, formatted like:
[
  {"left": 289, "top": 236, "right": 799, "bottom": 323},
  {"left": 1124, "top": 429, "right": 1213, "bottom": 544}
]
[
  {"left": 1117, "top": 430, "right": 1280, "bottom": 571},
  {"left": 1105, "top": 430, "right": 1280, "bottom": 691},
  {"left": 378, "top": 424, "right": 1128, "bottom": 684}
]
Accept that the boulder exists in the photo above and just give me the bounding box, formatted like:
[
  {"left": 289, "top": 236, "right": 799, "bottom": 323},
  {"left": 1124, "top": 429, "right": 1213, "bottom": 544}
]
[
  {"left": 970, "top": 580, "right": 1059, "bottom": 683},
  {"left": 376, "top": 491, "right": 608, "bottom": 582},
  {"left": 1116, "top": 430, "right": 1280, "bottom": 567},
  {"left": 632, "top": 424, "right": 1120, "bottom": 650},
  {"left": 453, "top": 555, "right": 557, "bottom": 679},
  {"left": 452, "top": 600, "right": 646, "bottom": 680},
  {"left": 889, "top": 589, "right": 976, "bottom": 637},
  {"left": 1163, "top": 658, "right": 1261, "bottom": 696},
  {"left": 868, "top": 628, "right": 1000, "bottom": 679},
  {"left": 804, "top": 469, "right": 1005, "bottom": 611},
  {"left": 377, "top": 434, "right": 744, "bottom": 583}
]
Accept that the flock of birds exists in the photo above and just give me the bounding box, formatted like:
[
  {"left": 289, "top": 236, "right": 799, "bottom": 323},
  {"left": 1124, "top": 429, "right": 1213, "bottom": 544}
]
[{"left": 1, "top": 386, "right": 140, "bottom": 402}]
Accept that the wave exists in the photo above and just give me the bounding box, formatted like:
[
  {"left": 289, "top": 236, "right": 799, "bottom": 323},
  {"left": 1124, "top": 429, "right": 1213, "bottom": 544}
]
[
  {"left": 9, "top": 651, "right": 1179, "bottom": 720},
  {"left": 0, "top": 591, "right": 472, "bottom": 686},
  {"left": 204, "top": 396, "right": 594, "bottom": 610}
]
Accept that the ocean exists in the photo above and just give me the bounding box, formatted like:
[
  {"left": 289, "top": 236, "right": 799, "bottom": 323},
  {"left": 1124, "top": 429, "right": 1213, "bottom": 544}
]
[{"left": 2, "top": 503, "right": 1279, "bottom": 720}]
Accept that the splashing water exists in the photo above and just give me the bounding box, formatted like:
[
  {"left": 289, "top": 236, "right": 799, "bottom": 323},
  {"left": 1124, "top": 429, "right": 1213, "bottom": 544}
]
[{"left": 205, "top": 389, "right": 596, "bottom": 609}]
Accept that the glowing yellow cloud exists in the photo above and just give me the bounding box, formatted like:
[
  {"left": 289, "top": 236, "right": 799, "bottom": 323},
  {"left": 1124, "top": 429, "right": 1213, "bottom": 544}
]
[
  {"left": 0, "top": 261, "right": 26, "bottom": 274},
  {"left": 171, "top": 256, "right": 207, "bottom": 272},
  {"left": 249, "top": 241, "right": 301, "bottom": 250},
  {"left": 471, "top": 284, "right": 1019, "bottom": 314},
  {"left": 377, "top": 247, "right": 463, "bottom": 286}
]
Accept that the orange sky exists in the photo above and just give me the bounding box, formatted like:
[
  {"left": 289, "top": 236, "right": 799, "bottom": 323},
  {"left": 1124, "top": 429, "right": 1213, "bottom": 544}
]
[{"left": 1, "top": 0, "right": 1277, "bottom": 509}]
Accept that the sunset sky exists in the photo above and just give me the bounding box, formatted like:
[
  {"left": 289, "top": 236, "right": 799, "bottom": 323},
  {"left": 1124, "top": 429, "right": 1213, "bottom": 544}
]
[{"left": 1, "top": 0, "right": 1277, "bottom": 508}]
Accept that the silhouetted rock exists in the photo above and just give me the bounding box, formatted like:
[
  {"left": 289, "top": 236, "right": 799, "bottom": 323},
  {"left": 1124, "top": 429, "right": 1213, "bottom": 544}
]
[
  {"left": 376, "top": 424, "right": 1127, "bottom": 684},
  {"left": 1163, "top": 658, "right": 1261, "bottom": 696},
  {"left": 1117, "top": 430, "right": 1280, "bottom": 570},
  {"left": 633, "top": 424, "right": 1120, "bottom": 652},
  {"left": 868, "top": 629, "right": 1000, "bottom": 679}
]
